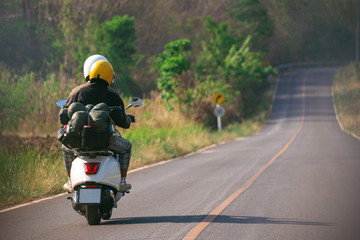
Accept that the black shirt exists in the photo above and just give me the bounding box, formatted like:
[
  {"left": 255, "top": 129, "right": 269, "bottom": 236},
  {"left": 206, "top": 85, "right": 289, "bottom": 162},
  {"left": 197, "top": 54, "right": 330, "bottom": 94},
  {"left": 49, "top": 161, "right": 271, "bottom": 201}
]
[{"left": 59, "top": 80, "right": 130, "bottom": 129}]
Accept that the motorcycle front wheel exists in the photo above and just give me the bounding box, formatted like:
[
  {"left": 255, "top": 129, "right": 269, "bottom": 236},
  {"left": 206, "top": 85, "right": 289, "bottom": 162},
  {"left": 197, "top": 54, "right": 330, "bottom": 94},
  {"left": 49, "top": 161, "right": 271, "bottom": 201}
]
[{"left": 86, "top": 205, "right": 101, "bottom": 225}]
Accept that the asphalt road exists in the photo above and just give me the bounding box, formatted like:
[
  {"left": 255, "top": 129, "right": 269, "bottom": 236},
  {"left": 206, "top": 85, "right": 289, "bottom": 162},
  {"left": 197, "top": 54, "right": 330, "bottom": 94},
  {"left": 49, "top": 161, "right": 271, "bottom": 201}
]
[{"left": 1, "top": 68, "right": 360, "bottom": 240}]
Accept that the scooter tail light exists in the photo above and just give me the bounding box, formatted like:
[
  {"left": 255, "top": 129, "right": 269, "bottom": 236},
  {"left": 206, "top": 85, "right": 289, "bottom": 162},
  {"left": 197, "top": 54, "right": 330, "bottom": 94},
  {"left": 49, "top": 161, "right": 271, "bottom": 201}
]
[{"left": 84, "top": 163, "right": 100, "bottom": 175}]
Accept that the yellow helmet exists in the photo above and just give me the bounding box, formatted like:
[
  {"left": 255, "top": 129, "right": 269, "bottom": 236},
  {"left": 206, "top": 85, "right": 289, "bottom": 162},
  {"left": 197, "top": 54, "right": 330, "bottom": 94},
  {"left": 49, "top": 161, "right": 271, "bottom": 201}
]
[{"left": 89, "top": 60, "right": 114, "bottom": 85}]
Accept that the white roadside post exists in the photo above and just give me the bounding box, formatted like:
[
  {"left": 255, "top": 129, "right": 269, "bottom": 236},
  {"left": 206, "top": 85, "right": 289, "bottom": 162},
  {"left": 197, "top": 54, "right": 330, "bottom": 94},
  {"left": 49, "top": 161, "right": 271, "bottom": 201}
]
[
  {"left": 212, "top": 92, "right": 226, "bottom": 132},
  {"left": 214, "top": 104, "right": 225, "bottom": 132}
]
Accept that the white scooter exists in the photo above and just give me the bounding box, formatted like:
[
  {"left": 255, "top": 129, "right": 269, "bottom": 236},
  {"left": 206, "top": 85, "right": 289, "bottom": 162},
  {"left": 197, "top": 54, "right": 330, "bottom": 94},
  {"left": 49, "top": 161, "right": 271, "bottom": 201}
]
[{"left": 57, "top": 97, "right": 144, "bottom": 225}]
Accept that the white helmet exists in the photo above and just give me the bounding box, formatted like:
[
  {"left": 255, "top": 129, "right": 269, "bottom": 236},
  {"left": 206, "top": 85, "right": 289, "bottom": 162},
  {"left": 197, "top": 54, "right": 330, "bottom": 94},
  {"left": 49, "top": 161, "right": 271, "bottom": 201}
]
[{"left": 83, "top": 55, "right": 108, "bottom": 80}]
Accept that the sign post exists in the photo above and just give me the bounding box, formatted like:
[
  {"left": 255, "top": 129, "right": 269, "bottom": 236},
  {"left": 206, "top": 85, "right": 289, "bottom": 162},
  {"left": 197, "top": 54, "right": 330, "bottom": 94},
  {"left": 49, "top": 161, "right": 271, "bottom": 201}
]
[
  {"left": 214, "top": 104, "right": 225, "bottom": 132},
  {"left": 212, "top": 92, "right": 225, "bottom": 132}
]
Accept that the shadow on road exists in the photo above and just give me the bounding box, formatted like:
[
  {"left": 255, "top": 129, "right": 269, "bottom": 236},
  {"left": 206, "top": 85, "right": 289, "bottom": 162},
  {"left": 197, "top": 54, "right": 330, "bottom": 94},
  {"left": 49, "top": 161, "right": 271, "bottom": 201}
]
[{"left": 102, "top": 215, "right": 333, "bottom": 226}]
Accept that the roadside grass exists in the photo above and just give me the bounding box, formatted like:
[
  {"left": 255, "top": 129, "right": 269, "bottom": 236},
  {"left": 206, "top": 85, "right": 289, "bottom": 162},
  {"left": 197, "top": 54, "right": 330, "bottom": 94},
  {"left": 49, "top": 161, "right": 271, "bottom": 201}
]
[
  {"left": 332, "top": 63, "right": 360, "bottom": 138},
  {"left": 0, "top": 107, "right": 264, "bottom": 209},
  {"left": 124, "top": 96, "right": 265, "bottom": 169},
  {"left": 0, "top": 137, "right": 65, "bottom": 209},
  {"left": 127, "top": 121, "right": 262, "bottom": 170}
]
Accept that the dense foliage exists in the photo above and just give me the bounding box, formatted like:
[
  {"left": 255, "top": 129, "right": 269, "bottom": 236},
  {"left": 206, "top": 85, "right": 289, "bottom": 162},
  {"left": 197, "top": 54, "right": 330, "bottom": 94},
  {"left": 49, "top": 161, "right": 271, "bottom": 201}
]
[
  {"left": 156, "top": 17, "right": 277, "bottom": 121},
  {"left": 155, "top": 39, "right": 192, "bottom": 104},
  {"left": 0, "top": 0, "right": 357, "bottom": 132},
  {"left": 96, "top": 15, "right": 138, "bottom": 93}
]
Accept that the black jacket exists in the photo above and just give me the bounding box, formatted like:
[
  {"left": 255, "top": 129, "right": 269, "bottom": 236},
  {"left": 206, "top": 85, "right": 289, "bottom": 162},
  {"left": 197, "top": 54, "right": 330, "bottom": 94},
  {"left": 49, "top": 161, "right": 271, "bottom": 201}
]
[{"left": 59, "top": 80, "right": 130, "bottom": 129}]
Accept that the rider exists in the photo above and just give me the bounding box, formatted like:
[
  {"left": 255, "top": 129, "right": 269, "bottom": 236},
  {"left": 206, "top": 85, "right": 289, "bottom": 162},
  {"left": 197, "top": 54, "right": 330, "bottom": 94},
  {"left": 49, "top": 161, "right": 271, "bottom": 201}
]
[
  {"left": 59, "top": 54, "right": 108, "bottom": 123},
  {"left": 59, "top": 58, "right": 133, "bottom": 193}
]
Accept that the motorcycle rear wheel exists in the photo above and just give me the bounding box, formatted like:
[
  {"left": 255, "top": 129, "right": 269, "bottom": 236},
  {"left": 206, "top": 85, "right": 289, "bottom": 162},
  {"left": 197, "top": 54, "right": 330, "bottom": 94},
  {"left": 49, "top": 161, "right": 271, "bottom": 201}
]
[{"left": 86, "top": 205, "right": 101, "bottom": 225}]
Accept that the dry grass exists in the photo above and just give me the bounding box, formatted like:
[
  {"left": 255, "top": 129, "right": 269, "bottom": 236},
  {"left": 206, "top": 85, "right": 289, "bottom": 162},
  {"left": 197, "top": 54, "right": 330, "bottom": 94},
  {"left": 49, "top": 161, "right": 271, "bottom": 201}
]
[
  {"left": 0, "top": 135, "right": 65, "bottom": 208},
  {"left": 333, "top": 64, "right": 360, "bottom": 137}
]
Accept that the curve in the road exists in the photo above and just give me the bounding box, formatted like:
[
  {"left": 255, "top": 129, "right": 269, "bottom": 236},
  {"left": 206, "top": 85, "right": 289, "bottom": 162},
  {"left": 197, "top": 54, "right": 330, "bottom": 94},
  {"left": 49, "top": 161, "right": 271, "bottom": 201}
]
[{"left": 183, "top": 73, "right": 308, "bottom": 240}]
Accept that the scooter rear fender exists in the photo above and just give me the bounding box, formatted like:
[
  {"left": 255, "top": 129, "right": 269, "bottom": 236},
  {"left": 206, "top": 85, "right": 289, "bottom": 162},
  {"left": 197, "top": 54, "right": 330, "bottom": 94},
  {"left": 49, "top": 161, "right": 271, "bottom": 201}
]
[{"left": 70, "top": 155, "right": 120, "bottom": 190}]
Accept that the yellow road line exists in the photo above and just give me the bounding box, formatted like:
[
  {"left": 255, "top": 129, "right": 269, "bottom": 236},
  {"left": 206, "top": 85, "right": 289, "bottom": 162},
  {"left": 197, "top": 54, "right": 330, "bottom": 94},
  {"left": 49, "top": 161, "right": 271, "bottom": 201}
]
[{"left": 183, "top": 74, "right": 307, "bottom": 240}]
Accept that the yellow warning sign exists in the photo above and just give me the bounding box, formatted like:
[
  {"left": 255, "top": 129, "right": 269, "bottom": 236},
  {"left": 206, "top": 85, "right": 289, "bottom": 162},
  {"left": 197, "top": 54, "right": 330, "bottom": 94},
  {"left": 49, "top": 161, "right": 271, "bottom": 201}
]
[{"left": 212, "top": 92, "right": 225, "bottom": 104}]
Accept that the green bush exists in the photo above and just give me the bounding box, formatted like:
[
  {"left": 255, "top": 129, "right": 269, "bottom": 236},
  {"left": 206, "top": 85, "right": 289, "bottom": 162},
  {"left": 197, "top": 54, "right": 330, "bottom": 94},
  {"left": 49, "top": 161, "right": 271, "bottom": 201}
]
[
  {"left": 96, "top": 15, "right": 138, "bottom": 96},
  {"left": 155, "top": 38, "right": 192, "bottom": 103}
]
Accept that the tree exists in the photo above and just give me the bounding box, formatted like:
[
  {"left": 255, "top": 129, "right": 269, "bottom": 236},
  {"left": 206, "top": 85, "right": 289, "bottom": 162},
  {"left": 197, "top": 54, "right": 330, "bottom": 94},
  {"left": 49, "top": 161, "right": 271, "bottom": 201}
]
[
  {"left": 96, "top": 15, "right": 138, "bottom": 96},
  {"left": 228, "top": 0, "right": 274, "bottom": 52},
  {"left": 155, "top": 38, "right": 192, "bottom": 105},
  {"left": 223, "top": 35, "right": 276, "bottom": 115}
]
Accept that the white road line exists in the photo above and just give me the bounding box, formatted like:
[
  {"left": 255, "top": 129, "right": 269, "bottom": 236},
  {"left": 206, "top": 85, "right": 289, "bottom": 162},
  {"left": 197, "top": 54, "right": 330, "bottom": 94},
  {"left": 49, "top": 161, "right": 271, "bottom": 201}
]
[
  {"left": 0, "top": 193, "right": 68, "bottom": 213},
  {"left": 331, "top": 87, "right": 360, "bottom": 141}
]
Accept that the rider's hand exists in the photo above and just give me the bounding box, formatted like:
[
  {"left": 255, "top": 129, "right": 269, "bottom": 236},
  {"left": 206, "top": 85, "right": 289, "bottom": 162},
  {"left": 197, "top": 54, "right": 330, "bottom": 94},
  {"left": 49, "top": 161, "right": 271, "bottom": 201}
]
[{"left": 127, "top": 115, "right": 136, "bottom": 123}]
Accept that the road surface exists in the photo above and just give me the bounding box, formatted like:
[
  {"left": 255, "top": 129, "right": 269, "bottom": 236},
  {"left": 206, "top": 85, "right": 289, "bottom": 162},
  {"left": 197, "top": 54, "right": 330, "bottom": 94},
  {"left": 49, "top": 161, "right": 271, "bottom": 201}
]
[{"left": 1, "top": 68, "right": 360, "bottom": 240}]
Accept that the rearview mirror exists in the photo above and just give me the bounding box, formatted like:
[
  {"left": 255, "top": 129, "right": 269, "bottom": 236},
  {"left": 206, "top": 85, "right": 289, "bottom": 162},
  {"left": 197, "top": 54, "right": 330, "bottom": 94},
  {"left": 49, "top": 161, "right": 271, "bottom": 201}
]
[
  {"left": 56, "top": 99, "right": 67, "bottom": 107},
  {"left": 125, "top": 97, "right": 144, "bottom": 109},
  {"left": 130, "top": 97, "right": 144, "bottom": 108}
]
